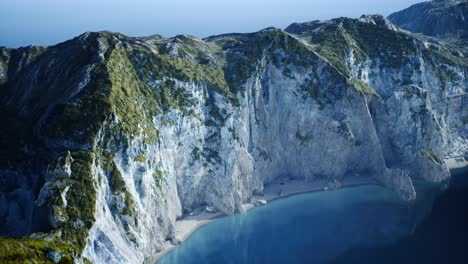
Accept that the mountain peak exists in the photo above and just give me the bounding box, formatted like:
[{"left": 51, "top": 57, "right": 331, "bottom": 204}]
[
  {"left": 358, "top": 15, "right": 400, "bottom": 31},
  {"left": 388, "top": 0, "right": 468, "bottom": 37}
]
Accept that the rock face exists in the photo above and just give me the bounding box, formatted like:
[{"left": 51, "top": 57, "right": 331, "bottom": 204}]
[
  {"left": 388, "top": 0, "right": 468, "bottom": 37},
  {"left": 0, "top": 13, "right": 467, "bottom": 264},
  {"left": 388, "top": 0, "right": 468, "bottom": 53}
]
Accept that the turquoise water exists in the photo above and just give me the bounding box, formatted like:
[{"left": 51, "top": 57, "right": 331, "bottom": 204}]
[{"left": 157, "top": 181, "right": 441, "bottom": 264}]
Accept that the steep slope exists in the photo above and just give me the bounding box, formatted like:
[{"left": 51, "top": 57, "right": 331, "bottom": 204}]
[
  {"left": 287, "top": 15, "right": 468, "bottom": 181},
  {"left": 388, "top": 0, "right": 468, "bottom": 37},
  {"left": 0, "top": 15, "right": 467, "bottom": 263},
  {"left": 388, "top": 0, "right": 468, "bottom": 52}
]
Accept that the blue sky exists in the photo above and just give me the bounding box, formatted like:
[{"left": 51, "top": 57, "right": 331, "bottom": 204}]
[{"left": 0, "top": 0, "right": 424, "bottom": 48}]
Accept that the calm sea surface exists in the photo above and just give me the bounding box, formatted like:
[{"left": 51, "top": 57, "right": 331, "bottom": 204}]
[{"left": 157, "top": 168, "right": 468, "bottom": 264}]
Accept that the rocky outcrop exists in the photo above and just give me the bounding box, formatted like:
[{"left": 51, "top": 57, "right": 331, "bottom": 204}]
[
  {"left": 388, "top": 0, "right": 468, "bottom": 53},
  {"left": 388, "top": 0, "right": 468, "bottom": 37},
  {"left": 0, "top": 14, "right": 466, "bottom": 264}
]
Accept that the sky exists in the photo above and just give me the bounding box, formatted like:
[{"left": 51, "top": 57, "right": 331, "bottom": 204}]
[{"left": 0, "top": 0, "right": 424, "bottom": 48}]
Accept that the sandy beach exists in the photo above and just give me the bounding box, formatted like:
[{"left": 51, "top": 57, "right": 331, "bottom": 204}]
[
  {"left": 151, "top": 175, "right": 377, "bottom": 262},
  {"left": 445, "top": 157, "right": 468, "bottom": 170},
  {"left": 150, "top": 156, "right": 468, "bottom": 263}
]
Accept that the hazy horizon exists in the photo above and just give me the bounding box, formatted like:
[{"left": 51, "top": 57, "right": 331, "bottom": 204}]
[{"left": 0, "top": 0, "right": 424, "bottom": 48}]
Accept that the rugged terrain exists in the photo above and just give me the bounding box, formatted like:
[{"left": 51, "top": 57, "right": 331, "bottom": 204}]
[
  {"left": 388, "top": 0, "right": 467, "bottom": 37},
  {"left": 0, "top": 2, "right": 467, "bottom": 263},
  {"left": 388, "top": 0, "right": 468, "bottom": 52}
]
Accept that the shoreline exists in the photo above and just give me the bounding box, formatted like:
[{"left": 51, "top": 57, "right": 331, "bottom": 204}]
[
  {"left": 151, "top": 158, "right": 467, "bottom": 263},
  {"left": 445, "top": 157, "right": 468, "bottom": 170},
  {"left": 151, "top": 175, "right": 377, "bottom": 263}
]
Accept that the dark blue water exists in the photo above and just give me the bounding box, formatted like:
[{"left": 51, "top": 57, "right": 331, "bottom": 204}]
[
  {"left": 331, "top": 167, "right": 468, "bottom": 264},
  {"left": 157, "top": 172, "right": 458, "bottom": 264}
]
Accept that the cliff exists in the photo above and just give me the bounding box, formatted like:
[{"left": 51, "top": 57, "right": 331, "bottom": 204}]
[
  {"left": 0, "top": 14, "right": 467, "bottom": 263},
  {"left": 388, "top": 0, "right": 468, "bottom": 37},
  {"left": 388, "top": 0, "right": 468, "bottom": 53}
]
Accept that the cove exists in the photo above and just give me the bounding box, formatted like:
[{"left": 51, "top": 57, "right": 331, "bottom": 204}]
[{"left": 156, "top": 175, "right": 447, "bottom": 264}]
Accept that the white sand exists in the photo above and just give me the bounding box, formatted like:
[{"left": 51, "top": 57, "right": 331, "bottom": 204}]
[
  {"left": 445, "top": 157, "right": 468, "bottom": 169},
  {"left": 152, "top": 160, "right": 468, "bottom": 262},
  {"left": 151, "top": 175, "right": 376, "bottom": 262}
]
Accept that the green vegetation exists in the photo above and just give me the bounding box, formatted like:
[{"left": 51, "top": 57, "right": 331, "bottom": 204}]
[
  {"left": 130, "top": 48, "right": 230, "bottom": 95},
  {"left": 220, "top": 29, "right": 316, "bottom": 94},
  {"left": 192, "top": 147, "right": 202, "bottom": 160},
  {"left": 29, "top": 46, "right": 49, "bottom": 62},
  {"left": 13, "top": 151, "right": 99, "bottom": 262},
  {"left": 106, "top": 48, "right": 160, "bottom": 143},
  {"left": 122, "top": 194, "right": 135, "bottom": 216},
  {"left": 157, "top": 35, "right": 217, "bottom": 63},
  {"left": 424, "top": 45, "right": 468, "bottom": 68},
  {"left": 153, "top": 171, "right": 164, "bottom": 189},
  {"left": 421, "top": 149, "right": 443, "bottom": 166},
  {"left": 98, "top": 149, "right": 114, "bottom": 173},
  {"left": 228, "top": 128, "right": 239, "bottom": 141},
  {"left": 422, "top": 47, "right": 468, "bottom": 84},
  {"left": 135, "top": 153, "right": 146, "bottom": 163},
  {"left": 109, "top": 163, "right": 126, "bottom": 193},
  {"left": 156, "top": 80, "right": 196, "bottom": 113},
  {"left": 109, "top": 162, "right": 135, "bottom": 216},
  {"left": 348, "top": 78, "right": 378, "bottom": 96},
  {"left": 308, "top": 25, "right": 357, "bottom": 75},
  {"left": 2, "top": 22, "right": 467, "bottom": 262},
  {"left": 42, "top": 46, "right": 162, "bottom": 145},
  {"left": 190, "top": 147, "right": 221, "bottom": 163},
  {"left": 48, "top": 151, "right": 72, "bottom": 175},
  {"left": 0, "top": 236, "right": 74, "bottom": 264},
  {"left": 60, "top": 151, "right": 97, "bottom": 255},
  {"left": 305, "top": 18, "right": 418, "bottom": 74}
]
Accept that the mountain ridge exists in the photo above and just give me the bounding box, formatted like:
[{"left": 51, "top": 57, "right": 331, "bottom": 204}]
[
  {"left": 0, "top": 9, "right": 467, "bottom": 264},
  {"left": 388, "top": 0, "right": 468, "bottom": 35}
]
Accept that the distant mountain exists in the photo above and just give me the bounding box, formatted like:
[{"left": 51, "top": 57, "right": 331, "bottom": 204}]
[
  {"left": 388, "top": 0, "right": 468, "bottom": 53},
  {"left": 388, "top": 0, "right": 468, "bottom": 37}
]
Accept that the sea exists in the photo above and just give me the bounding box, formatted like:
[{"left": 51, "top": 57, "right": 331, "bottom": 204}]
[{"left": 157, "top": 167, "right": 468, "bottom": 264}]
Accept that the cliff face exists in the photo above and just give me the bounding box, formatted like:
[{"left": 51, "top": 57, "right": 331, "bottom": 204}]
[
  {"left": 388, "top": 0, "right": 468, "bottom": 53},
  {"left": 388, "top": 0, "right": 468, "bottom": 37},
  {"left": 0, "top": 14, "right": 467, "bottom": 263}
]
